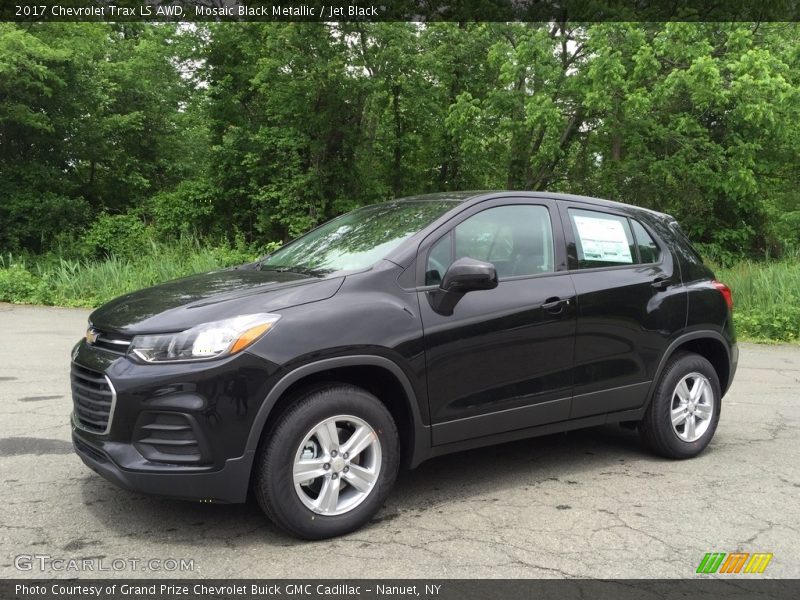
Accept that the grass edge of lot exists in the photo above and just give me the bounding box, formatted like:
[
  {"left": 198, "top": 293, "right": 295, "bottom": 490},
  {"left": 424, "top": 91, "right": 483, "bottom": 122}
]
[{"left": 0, "top": 247, "right": 798, "bottom": 344}]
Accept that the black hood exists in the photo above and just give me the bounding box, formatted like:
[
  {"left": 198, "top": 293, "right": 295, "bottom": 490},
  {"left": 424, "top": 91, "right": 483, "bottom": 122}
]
[{"left": 89, "top": 268, "right": 345, "bottom": 335}]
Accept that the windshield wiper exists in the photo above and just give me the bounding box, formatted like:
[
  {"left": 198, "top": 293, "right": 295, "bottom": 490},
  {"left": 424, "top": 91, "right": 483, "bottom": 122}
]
[{"left": 258, "top": 264, "right": 330, "bottom": 276}]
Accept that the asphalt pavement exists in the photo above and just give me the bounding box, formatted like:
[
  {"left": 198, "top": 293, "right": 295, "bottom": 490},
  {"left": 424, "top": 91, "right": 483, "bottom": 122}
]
[{"left": 1, "top": 303, "right": 798, "bottom": 578}]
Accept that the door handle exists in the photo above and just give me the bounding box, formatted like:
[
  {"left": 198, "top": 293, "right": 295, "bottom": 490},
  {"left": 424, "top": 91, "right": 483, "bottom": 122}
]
[
  {"left": 651, "top": 277, "right": 670, "bottom": 290},
  {"left": 541, "top": 297, "right": 568, "bottom": 314}
]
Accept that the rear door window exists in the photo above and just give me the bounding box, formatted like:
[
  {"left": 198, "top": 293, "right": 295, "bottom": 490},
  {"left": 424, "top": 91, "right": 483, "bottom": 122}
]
[{"left": 568, "top": 209, "right": 636, "bottom": 269}]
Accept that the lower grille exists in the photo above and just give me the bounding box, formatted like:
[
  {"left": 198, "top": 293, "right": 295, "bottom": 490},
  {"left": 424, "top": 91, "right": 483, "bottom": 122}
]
[
  {"left": 71, "top": 364, "right": 115, "bottom": 434},
  {"left": 73, "top": 437, "right": 108, "bottom": 463}
]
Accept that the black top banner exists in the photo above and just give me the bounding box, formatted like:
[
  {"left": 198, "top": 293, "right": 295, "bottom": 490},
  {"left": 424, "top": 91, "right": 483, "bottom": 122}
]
[{"left": 2, "top": 0, "right": 800, "bottom": 22}]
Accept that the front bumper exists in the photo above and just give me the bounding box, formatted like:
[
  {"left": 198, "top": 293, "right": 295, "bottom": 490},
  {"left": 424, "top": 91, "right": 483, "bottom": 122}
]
[
  {"left": 70, "top": 339, "right": 282, "bottom": 503},
  {"left": 72, "top": 428, "right": 254, "bottom": 503}
]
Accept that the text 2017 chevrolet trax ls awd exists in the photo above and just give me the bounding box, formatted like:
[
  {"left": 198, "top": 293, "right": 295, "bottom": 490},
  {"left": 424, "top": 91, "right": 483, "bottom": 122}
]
[{"left": 71, "top": 191, "right": 737, "bottom": 539}]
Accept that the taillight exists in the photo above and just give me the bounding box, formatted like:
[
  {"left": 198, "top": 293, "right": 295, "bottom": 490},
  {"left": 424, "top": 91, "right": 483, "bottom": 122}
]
[{"left": 712, "top": 280, "right": 733, "bottom": 312}]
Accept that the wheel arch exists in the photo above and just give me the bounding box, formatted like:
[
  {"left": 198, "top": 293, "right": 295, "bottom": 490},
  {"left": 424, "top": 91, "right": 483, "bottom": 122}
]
[
  {"left": 646, "top": 331, "right": 733, "bottom": 409},
  {"left": 245, "top": 356, "right": 431, "bottom": 475}
]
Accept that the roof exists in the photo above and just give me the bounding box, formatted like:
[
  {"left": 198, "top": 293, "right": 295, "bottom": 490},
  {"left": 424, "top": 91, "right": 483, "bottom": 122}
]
[{"left": 392, "top": 190, "right": 671, "bottom": 220}]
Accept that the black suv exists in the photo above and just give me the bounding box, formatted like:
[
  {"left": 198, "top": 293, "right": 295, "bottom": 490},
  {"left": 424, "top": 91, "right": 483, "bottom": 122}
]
[{"left": 71, "top": 191, "right": 737, "bottom": 539}]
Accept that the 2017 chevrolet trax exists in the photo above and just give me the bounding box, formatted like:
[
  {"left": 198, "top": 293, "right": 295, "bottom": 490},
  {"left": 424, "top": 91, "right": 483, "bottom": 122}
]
[{"left": 71, "top": 191, "right": 737, "bottom": 539}]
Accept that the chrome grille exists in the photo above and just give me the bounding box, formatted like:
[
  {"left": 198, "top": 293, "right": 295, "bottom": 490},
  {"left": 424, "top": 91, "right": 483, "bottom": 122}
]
[
  {"left": 71, "top": 364, "right": 116, "bottom": 434},
  {"left": 88, "top": 329, "right": 132, "bottom": 354}
]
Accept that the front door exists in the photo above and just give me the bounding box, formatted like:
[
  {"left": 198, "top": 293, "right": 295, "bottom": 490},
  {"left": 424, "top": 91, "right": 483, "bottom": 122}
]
[{"left": 417, "top": 198, "right": 577, "bottom": 446}]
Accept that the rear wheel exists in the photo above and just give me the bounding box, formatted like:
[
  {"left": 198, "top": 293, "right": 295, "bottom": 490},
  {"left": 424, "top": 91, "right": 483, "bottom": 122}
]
[
  {"left": 254, "top": 384, "right": 400, "bottom": 539},
  {"left": 639, "top": 352, "right": 721, "bottom": 459}
]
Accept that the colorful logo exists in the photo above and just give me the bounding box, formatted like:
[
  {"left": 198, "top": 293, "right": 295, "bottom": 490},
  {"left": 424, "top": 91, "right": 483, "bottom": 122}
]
[{"left": 697, "top": 552, "right": 773, "bottom": 574}]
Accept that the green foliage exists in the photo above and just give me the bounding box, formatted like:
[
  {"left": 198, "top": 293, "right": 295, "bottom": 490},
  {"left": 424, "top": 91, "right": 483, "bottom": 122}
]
[
  {"left": 1, "top": 21, "right": 800, "bottom": 342},
  {"left": 735, "top": 309, "right": 800, "bottom": 343},
  {"left": 0, "top": 239, "right": 260, "bottom": 308},
  {"left": 80, "top": 213, "right": 150, "bottom": 259},
  {"left": 0, "top": 192, "right": 90, "bottom": 253},
  {"left": 714, "top": 257, "right": 800, "bottom": 342},
  {"left": 147, "top": 180, "right": 218, "bottom": 238},
  {"left": 2, "top": 22, "right": 799, "bottom": 259},
  {"left": 0, "top": 263, "right": 40, "bottom": 303},
  {"left": 0, "top": 23, "right": 200, "bottom": 253}
]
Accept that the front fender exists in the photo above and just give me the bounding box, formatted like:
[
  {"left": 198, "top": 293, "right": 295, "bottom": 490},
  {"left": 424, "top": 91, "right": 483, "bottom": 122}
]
[{"left": 243, "top": 354, "right": 432, "bottom": 472}]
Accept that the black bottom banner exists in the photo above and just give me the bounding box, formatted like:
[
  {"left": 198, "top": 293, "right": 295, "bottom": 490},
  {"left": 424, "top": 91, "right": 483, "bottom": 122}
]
[{"left": 3, "top": 580, "right": 798, "bottom": 600}]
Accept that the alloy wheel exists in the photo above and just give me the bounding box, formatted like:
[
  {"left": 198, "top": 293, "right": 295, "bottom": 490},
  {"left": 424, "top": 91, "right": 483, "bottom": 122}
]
[
  {"left": 292, "top": 415, "right": 382, "bottom": 516},
  {"left": 670, "top": 372, "right": 714, "bottom": 443}
]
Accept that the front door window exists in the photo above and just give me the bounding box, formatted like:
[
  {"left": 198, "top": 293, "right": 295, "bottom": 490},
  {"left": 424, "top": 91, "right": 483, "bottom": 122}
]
[{"left": 426, "top": 205, "right": 554, "bottom": 285}]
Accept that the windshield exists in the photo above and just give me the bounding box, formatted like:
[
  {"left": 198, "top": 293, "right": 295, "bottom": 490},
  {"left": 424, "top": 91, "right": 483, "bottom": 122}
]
[{"left": 260, "top": 201, "right": 456, "bottom": 274}]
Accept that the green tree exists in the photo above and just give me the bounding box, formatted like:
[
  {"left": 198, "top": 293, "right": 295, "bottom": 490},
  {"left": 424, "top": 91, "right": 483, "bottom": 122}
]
[
  {"left": 0, "top": 23, "right": 203, "bottom": 252},
  {"left": 1, "top": 22, "right": 798, "bottom": 261}
]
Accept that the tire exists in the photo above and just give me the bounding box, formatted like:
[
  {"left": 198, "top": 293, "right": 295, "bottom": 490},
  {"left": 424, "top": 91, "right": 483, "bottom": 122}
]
[
  {"left": 254, "top": 384, "right": 400, "bottom": 539},
  {"left": 639, "top": 352, "right": 721, "bottom": 459}
]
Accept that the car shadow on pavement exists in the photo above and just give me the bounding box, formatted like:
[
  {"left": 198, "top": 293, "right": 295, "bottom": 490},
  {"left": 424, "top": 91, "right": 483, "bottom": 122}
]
[
  {"left": 391, "top": 424, "right": 652, "bottom": 506},
  {"left": 78, "top": 424, "right": 661, "bottom": 546}
]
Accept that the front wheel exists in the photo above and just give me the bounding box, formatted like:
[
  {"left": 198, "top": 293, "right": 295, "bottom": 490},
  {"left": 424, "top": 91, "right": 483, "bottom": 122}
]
[
  {"left": 254, "top": 384, "right": 400, "bottom": 539},
  {"left": 639, "top": 352, "right": 722, "bottom": 459}
]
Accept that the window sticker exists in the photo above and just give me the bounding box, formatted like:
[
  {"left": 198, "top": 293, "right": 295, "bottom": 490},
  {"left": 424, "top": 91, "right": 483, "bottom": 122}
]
[{"left": 573, "top": 215, "right": 632, "bottom": 263}]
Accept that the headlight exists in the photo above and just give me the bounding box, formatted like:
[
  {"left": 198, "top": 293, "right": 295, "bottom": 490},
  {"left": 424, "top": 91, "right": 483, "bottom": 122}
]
[{"left": 129, "top": 313, "right": 280, "bottom": 363}]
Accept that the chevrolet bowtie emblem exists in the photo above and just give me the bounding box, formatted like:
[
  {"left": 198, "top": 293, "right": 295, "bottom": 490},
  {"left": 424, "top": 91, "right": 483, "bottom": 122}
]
[{"left": 85, "top": 328, "right": 99, "bottom": 344}]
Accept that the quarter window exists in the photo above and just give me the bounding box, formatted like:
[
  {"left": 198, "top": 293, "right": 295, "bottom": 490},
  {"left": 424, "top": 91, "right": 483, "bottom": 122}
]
[
  {"left": 569, "top": 209, "right": 636, "bottom": 269},
  {"left": 631, "top": 219, "right": 661, "bottom": 263},
  {"left": 426, "top": 205, "right": 554, "bottom": 284}
]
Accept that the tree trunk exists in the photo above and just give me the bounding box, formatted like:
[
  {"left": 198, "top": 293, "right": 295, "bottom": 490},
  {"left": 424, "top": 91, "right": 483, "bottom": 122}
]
[{"left": 392, "top": 83, "right": 403, "bottom": 197}]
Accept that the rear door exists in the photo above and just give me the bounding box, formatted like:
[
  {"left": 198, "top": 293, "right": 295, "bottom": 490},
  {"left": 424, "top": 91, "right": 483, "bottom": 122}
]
[
  {"left": 558, "top": 202, "right": 686, "bottom": 418},
  {"left": 417, "top": 197, "right": 577, "bottom": 446}
]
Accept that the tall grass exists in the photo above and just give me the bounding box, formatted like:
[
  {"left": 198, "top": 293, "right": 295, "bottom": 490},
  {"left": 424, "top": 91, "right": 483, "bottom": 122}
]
[
  {"left": 714, "top": 255, "right": 800, "bottom": 342},
  {"left": 1, "top": 242, "right": 798, "bottom": 342},
  {"left": 0, "top": 240, "right": 258, "bottom": 308}
]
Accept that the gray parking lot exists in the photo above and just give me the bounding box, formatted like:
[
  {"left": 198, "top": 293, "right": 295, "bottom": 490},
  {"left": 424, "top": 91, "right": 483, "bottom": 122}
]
[{"left": 1, "top": 303, "right": 798, "bottom": 578}]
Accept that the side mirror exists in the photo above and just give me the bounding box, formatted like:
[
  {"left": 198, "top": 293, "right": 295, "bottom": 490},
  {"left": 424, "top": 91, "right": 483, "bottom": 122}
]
[{"left": 428, "top": 257, "right": 498, "bottom": 316}]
